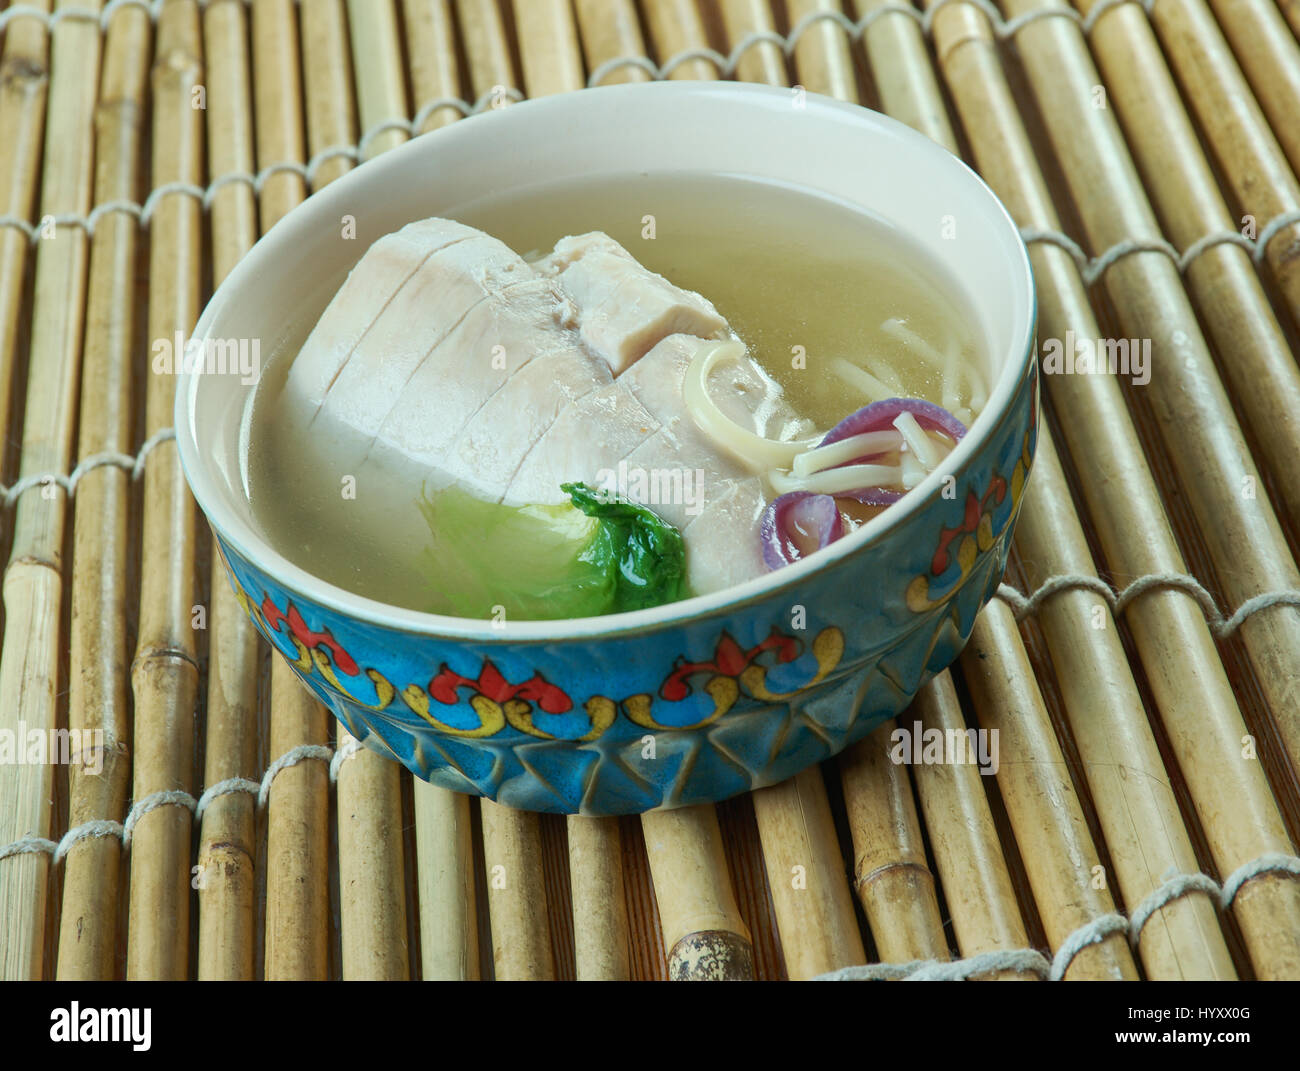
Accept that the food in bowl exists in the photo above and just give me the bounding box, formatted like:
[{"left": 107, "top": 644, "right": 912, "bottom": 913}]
[
  {"left": 177, "top": 82, "right": 1036, "bottom": 813},
  {"left": 247, "top": 172, "right": 986, "bottom": 621}
]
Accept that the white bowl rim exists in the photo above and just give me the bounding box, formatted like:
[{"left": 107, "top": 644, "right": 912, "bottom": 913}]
[{"left": 176, "top": 80, "right": 1037, "bottom": 643}]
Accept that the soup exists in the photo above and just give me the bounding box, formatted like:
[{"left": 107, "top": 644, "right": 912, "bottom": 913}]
[{"left": 246, "top": 173, "right": 985, "bottom": 618}]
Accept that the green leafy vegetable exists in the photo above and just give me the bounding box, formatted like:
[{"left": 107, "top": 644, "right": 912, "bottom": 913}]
[{"left": 419, "top": 482, "right": 686, "bottom": 621}]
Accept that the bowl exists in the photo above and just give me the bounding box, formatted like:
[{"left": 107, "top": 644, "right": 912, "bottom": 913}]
[{"left": 175, "top": 81, "right": 1037, "bottom": 815}]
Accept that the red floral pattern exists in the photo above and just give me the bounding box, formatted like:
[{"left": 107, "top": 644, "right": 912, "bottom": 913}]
[
  {"left": 930, "top": 476, "right": 1007, "bottom": 576},
  {"left": 660, "top": 628, "right": 801, "bottom": 702},
  {"left": 263, "top": 596, "right": 360, "bottom": 676},
  {"left": 428, "top": 660, "right": 573, "bottom": 715}
]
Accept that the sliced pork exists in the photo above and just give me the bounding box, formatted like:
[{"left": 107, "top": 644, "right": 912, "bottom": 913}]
[{"left": 284, "top": 217, "right": 793, "bottom": 595}]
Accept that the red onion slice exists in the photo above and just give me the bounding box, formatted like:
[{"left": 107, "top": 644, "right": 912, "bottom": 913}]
[
  {"left": 760, "top": 492, "right": 843, "bottom": 570},
  {"left": 839, "top": 487, "right": 904, "bottom": 507},
  {"left": 821, "top": 398, "right": 967, "bottom": 447}
]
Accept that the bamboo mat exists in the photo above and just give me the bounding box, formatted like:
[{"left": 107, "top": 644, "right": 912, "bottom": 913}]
[{"left": 1, "top": 0, "right": 1299, "bottom": 982}]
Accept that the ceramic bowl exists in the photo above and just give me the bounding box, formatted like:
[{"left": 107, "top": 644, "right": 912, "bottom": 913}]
[{"left": 175, "top": 81, "right": 1037, "bottom": 815}]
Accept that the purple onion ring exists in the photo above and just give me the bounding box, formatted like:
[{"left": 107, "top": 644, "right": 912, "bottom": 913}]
[
  {"left": 820, "top": 398, "right": 967, "bottom": 447},
  {"left": 760, "top": 491, "right": 843, "bottom": 570},
  {"left": 839, "top": 487, "right": 905, "bottom": 507}
]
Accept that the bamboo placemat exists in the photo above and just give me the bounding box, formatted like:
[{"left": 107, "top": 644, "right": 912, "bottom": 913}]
[{"left": 1, "top": 0, "right": 1299, "bottom": 981}]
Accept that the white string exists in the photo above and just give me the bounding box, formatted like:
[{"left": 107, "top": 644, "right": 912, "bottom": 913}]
[
  {"left": 815, "top": 852, "right": 1300, "bottom": 979},
  {"left": 121, "top": 789, "right": 197, "bottom": 847},
  {"left": 994, "top": 574, "right": 1300, "bottom": 640},
  {"left": 1046, "top": 912, "right": 1130, "bottom": 979},
  {"left": 0, "top": 733, "right": 368, "bottom": 865},
  {"left": 54, "top": 819, "right": 125, "bottom": 864},
  {"left": 581, "top": 0, "right": 1157, "bottom": 87},
  {"left": 1019, "top": 213, "right": 1300, "bottom": 284}
]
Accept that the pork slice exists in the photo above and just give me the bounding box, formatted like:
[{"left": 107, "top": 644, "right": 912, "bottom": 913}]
[
  {"left": 537, "top": 232, "right": 727, "bottom": 375},
  {"left": 448, "top": 346, "right": 610, "bottom": 499},
  {"left": 680, "top": 481, "right": 770, "bottom": 595},
  {"left": 364, "top": 274, "right": 595, "bottom": 485},
  {"left": 314, "top": 233, "right": 538, "bottom": 437},
  {"left": 287, "top": 218, "right": 485, "bottom": 408},
  {"left": 505, "top": 378, "right": 661, "bottom": 506}
]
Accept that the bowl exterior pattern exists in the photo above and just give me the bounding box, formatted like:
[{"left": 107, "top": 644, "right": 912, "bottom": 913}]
[{"left": 216, "top": 363, "right": 1037, "bottom": 814}]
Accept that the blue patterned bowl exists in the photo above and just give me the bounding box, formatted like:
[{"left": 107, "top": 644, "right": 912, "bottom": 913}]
[{"left": 176, "top": 82, "right": 1037, "bottom": 815}]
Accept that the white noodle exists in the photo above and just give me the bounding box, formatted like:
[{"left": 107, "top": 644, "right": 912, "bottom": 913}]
[
  {"left": 893, "top": 412, "right": 943, "bottom": 472},
  {"left": 941, "top": 336, "right": 962, "bottom": 412},
  {"left": 791, "top": 430, "right": 902, "bottom": 478},
  {"left": 832, "top": 358, "right": 892, "bottom": 402},
  {"left": 885, "top": 317, "right": 989, "bottom": 416},
  {"left": 864, "top": 357, "right": 906, "bottom": 395},
  {"left": 684, "top": 340, "right": 819, "bottom": 470},
  {"left": 899, "top": 447, "right": 926, "bottom": 490},
  {"left": 769, "top": 462, "right": 902, "bottom": 496},
  {"left": 881, "top": 318, "right": 947, "bottom": 371}
]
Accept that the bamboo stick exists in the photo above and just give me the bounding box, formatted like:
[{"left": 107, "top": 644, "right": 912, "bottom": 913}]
[
  {"left": 0, "top": 3, "right": 50, "bottom": 457},
  {"left": 785, "top": 0, "right": 858, "bottom": 101},
  {"left": 262, "top": 0, "right": 353, "bottom": 981},
  {"left": 909, "top": 678, "right": 1037, "bottom": 978},
  {"left": 1073, "top": 0, "right": 1300, "bottom": 769},
  {"left": 1146, "top": 0, "right": 1300, "bottom": 331},
  {"left": 848, "top": 0, "right": 955, "bottom": 143},
  {"left": 574, "top": 0, "right": 652, "bottom": 83},
  {"left": 332, "top": 0, "right": 411, "bottom": 980},
  {"left": 263, "top": 664, "right": 331, "bottom": 979},
  {"left": 512, "top": 0, "right": 583, "bottom": 97},
  {"left": 752, "top": 768, "right": 867, "bottom": 978},
  {"left": 401, "top": 0, "right": 464, "bottom": 131},
  {"left": 336, "top": 730, "right": 409, "bottom": 978},
  {"left": 56, "top": 0, "right": 149, "bottom": 983},
  {"left": 252, "top": 0, "right": 309, "bottom": 227},
  {"left": 962, "top": 605, "right": 1140, "bottom": 980},
  {"left": 567, "top": 816, "right": 630, "bottom": 980},
  {"left": 480, "top": 800, "right": 555, "bottom": 979},
  {"left": 455, "top": 0, "right": 517, "bottom": 99},
  {"left": 839, "top": 727, "right": 950, "bottom": 965},
  {"left": 301, "top": 0, "right": 357, "bottom": 188},
  {"left": 639, "top": 0, "right": 717, "bottom": 79},
  {"left": 931, "top": 0, "right": 1300, "bottom": 978},
  {"left": 195, "top": 0, "right": 260, "bottom": 982},
  {"left": 1280, "top": 0, "right": 1300, "bottom": 38},
  {"left": 1016, "top": 430, "right": 1236, "bottom": 977},
  {"left": 864, "top": 0, "right": 1236, "bottom": 980},
  {"left": 0, "top": 0, "right": 99, "bottom": 982},
  {"left": 128, "top": 0, "right": 203, "bottom": 982},
  {"left": 346, "top": 0, "right": 408, "bottom": 158},
  {"left": 1205, "top": 0, "right": 1300, "bottom": 180},
  {"left": 414, "top": 783, "right": 479, "bottom": 979},
  {"left": 715, "top": 0, "right": 785, "bottom": 87},
  {"left": 642, "top": 804, "right": 754, "bottom": 979}
]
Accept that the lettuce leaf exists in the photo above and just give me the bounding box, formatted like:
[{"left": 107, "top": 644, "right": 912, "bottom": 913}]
[{"left": 419, "top": 482, "right": 686, "bottom": 621}]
